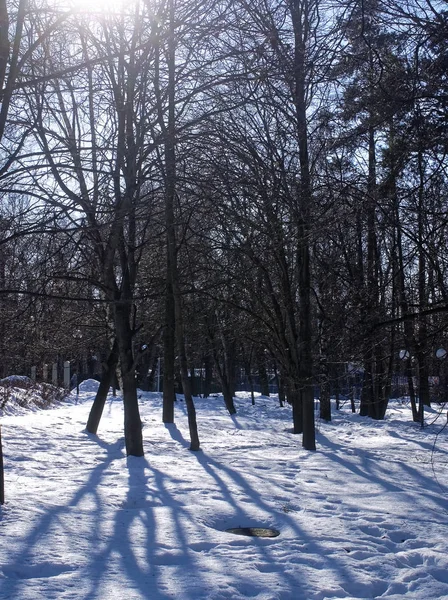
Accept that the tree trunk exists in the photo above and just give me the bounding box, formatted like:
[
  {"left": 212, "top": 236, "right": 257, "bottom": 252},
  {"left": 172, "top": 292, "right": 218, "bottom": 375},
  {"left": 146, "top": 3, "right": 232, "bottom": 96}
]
[
  {"left": 173, "top": 277, "right": 200, "bottom": 450},
  {"left": 115, "top": 302, "right": 143, "bottom": 457},
  {"left": 257, "top": 349, "right": 270, "bottom": 396},
  {"left": 248, "top": 370, "right": 255, "bottom": 406},
  {"left": 320, "top": 378, "right": 331, "bottom": 422},
  {"left": 221, "top": 377, "right": 236, "bottom": 415},
  {"left": 163, "top": 286, "right": 176, "bottom": 422},
  {"left": 176, "top": 344, "right": 200, "bottom": 451},
  {"left": 274, "top": 363, "right": 285, "bottom": 407},
  {"left": 203, "top": 353, "right": 213, "bottom": 398},
  {"left": 417, "top": 146, "right": 430, "bottom": 415},
  {"left": 407, "top": 365, "right": 418, "bottom": 421},
  {"left": 243, "top": 346, "right": 255, "bottom": 405},
  {"left": 86, "top": 338, "right": 119, "bottom": 434},
  {"left": 154, "top": 1, "right": 176, "bottom": 424},
  {"left": 121, "top": 370, "right": 143, "bottom": 457},
  {"left": 394, "top": 158, "right": 419, "bottom": 421},
  {"left": 287, "top": 380, "right": 302, "bottom": 434},
  {"left": 334, "top": 363, "right": 340, "bottom": 410},
  {"left": 137, "top": 336, "right": 159, "bottom": 391},
  {"left": 209, "top": 325, "right": 237, "bottom": 415},
  {"left": 291, "top": 0, "right": 315, "bottom": 450},
  {"left": 225, "top": 340, "right": 237, "bottom": 399},
  {"left": 318, "top": 327, "right": 331, "bottom": 421},
  {"left": 350, "top": 386, "right": 356, "bottom": 413}
]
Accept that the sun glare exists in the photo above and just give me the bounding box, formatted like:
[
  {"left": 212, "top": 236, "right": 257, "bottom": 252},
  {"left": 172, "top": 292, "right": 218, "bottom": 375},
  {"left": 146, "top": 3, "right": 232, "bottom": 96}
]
[{"left": 64, "top": 0, "right": 130, "bottom": 16}]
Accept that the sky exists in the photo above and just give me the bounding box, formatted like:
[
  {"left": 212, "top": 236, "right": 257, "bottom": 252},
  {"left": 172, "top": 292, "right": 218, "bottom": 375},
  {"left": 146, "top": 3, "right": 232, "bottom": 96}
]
[{"left": 0, "top": 379, "right": 447, "bottom": 599}]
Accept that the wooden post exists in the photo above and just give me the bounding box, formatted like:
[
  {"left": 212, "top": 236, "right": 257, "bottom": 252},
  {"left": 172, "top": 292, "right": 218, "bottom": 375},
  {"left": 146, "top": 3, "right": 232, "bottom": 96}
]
[
  {"left": 0, "top": 424, "right": 4, "bottom": 505},
  {"left": 52, "top": 363, "right": 58, "bottom": 386},
  {"left": 64, "top": 361, "right": 71, "bottom": 390},
  {"left": 350, "top": 386, "right": 356, "bottom": 413}
]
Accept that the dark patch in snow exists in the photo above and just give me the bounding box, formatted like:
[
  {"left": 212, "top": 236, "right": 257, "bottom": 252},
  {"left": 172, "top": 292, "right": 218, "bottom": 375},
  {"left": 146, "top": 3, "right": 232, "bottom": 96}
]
[{"left": 225, "top": 527, "right": 280, "bottom": 538}]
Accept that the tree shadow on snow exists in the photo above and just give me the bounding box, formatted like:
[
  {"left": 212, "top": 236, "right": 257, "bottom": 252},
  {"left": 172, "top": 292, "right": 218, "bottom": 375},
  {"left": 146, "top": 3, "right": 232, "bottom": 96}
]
[
  {"left": 1, "top": 435, "right": 125, "bottom": 600},
  {"left": 164, "top": 423, "right": 190, "bottom": 449},
  {"left": 82, "top": 454, "right": 211, "bottom": 600},
  {"left": 318, "top": 432, "right": 448, "bottom": 514},
  {"left": 189, "top": 449, "right": 364, "bottom": 598}
]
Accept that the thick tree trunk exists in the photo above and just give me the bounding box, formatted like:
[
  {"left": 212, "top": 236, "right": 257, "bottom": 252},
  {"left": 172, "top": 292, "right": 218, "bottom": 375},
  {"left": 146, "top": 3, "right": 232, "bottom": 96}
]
[
  {"left": 137, "top": 337, "right": 159, "bottom": 391},
  {"left": 173, "top": 277, "right": 200, "bottom": 450},
  {"left": 291, "top": 0, "right": 315, "bottom": 450},
  {"left": 0, "top": 0, "right": 9, "bottom": 94},
  {"left": 86, "top": 338, "right": 119, "bottom": 435},
  {"left": 221, "top": 377, "right": 236, "bottom": 415},
  {"left": 154, "top": 0, "right": 176, "bottom": 424},
  {"left": 320, "top": 379, "right": 331, "bottom": 422},
  {"left": 248, "top": 370, "right": 255, "bottom": 406},
  {"left": 242, "top": 346, "right": 255, "bottom": 405},
  {"left": 177, "top": 351, "right": 200, "bottom": 451},
  {"left": 257, "top": 350, "right": 270, "bottom": 396},
  {"left": 121, "top": 370, "right": 143, "bottom": 457},
  {"left": 287, "top": 380, "right": 302, "bottom": 434},
  {"left": 274, "top": 363, "right": 285, "bottom": 407},
  {"left": 203, "top": 353, "right": 213, "bottom": 398},
  {"left": 377, "top": 331, "right": 395, "bottom": 420},
  {"left": 407, "top": 365, "right": 418, "bottom": 421},
  {"left": 292, "top": 397, "right": 303, "bottom": 434},
  {"left": 318, "top": 329, "right": 331, "bottom": 421},
  {"left": 361, "top": 126, "right": 380, "bottom": 419},
  {"left": 333, "top": 363, "right": 340, "bottom": 410},
  {"left": 115, "top": 302, "right": 143, "bottom": 457},
  {"left": 224, "top": 341, "right": 237, "bottom": 399},
  {"left": 350, "top": 386, "right": 356, "bottom": 413},
  {"left": 210, "top": 328, "right": 237, "bottom": 415},
  {"left": 162, "top": 288, "right": 176, "bottom": 422},
  {"left": 0, "top": 0, "right": 26, "bottom": 143},
  {"left": 394, "top": 178, "right": 419, "bottom": 421},
  {"left": 417, "top": 147, "right": 430, "bottom": 416}
]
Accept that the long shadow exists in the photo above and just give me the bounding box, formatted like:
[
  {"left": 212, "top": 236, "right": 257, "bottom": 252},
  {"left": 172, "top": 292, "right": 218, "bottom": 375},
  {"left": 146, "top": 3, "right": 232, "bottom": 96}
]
[
  {"left": 3, "top": 419, "right": 215, "bottom": 600},
  {"left": 192, "top": 449, "right": 363, "bottom": 598},
  {"left": 394, "top": 460, "right": 448, "bottom": 514},
  {"left": 164, "top": 423, "right": 190, "bottom": 449},
  {"left": 1, "top": 434, "right": 124, "bottom": 600},
  {"left": 317, "top": 434, "right": 404, "bottom": 493},
  {"left": 318, "top": 432, "right": 448, "bottom": 514},
  {"left": 388, "top": 428, "right": 448, "bottom": 457},
  {"left": 83, "top": 454, "right": 210, "bottom": 600},
  {"left": 9, "top": 402, "right": 442, "bottom": 599},
  {"left": 230, "top": 414, "right": 243, "bottom": 429}
]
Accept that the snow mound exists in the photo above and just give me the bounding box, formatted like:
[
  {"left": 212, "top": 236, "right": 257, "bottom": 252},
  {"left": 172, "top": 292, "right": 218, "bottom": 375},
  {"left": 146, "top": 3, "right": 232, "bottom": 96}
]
[
  {"left": 78, "top": 378, "right": 100, "bottom": 393},
  {"left": 0, "top": 378, "right": 67, "bottom": 416},
  {"left": 0, "top": 375, "right": 33, "bottom": 388}
]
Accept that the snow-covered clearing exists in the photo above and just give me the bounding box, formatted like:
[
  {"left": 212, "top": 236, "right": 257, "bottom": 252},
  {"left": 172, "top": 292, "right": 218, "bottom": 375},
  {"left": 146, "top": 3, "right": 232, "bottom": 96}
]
[{"left": 0, "top": 381, "right": 447, "bottom": 599}]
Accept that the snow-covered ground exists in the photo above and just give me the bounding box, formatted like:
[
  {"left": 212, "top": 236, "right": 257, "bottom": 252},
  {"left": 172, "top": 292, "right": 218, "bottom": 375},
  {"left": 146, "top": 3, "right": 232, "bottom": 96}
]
[{"left": 0, "top": 381, "right": 447, "bottom": 599}]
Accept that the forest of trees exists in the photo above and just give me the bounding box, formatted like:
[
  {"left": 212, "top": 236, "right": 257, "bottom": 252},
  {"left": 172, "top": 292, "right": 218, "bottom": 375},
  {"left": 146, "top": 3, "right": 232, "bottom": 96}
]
[{"left": 0, "top": 0, "right": 447, "bottom": 455}]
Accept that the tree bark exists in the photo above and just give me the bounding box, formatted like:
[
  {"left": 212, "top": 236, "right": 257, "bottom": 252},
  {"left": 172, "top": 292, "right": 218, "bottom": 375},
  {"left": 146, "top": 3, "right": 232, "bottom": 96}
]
[
  {"left": 174, "top": 311, "right": 200, "bottom": 450},
  {"left": 203, "top": 353, "right": 213, "bottom": 398},
  {"left": 221, "top": 377, "right": 236, "bottom": 415},
  {"left": 257, "top": 349, "right": 270, "bottom": 396},
  {"left": 291, "top": 0, "right": 315, "bottom": 450},
  {"left": 86, "top": 338, "right": 119, "bottom": 435},
  {"left": 115, "top": 302, "right": 143, "bottom": 457}
]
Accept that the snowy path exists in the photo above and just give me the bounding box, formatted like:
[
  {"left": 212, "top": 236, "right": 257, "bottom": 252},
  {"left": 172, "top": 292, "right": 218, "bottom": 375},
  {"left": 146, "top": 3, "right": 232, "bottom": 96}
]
[{"left": 0, "top": 386, "right": 447, "bottom": 599}]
